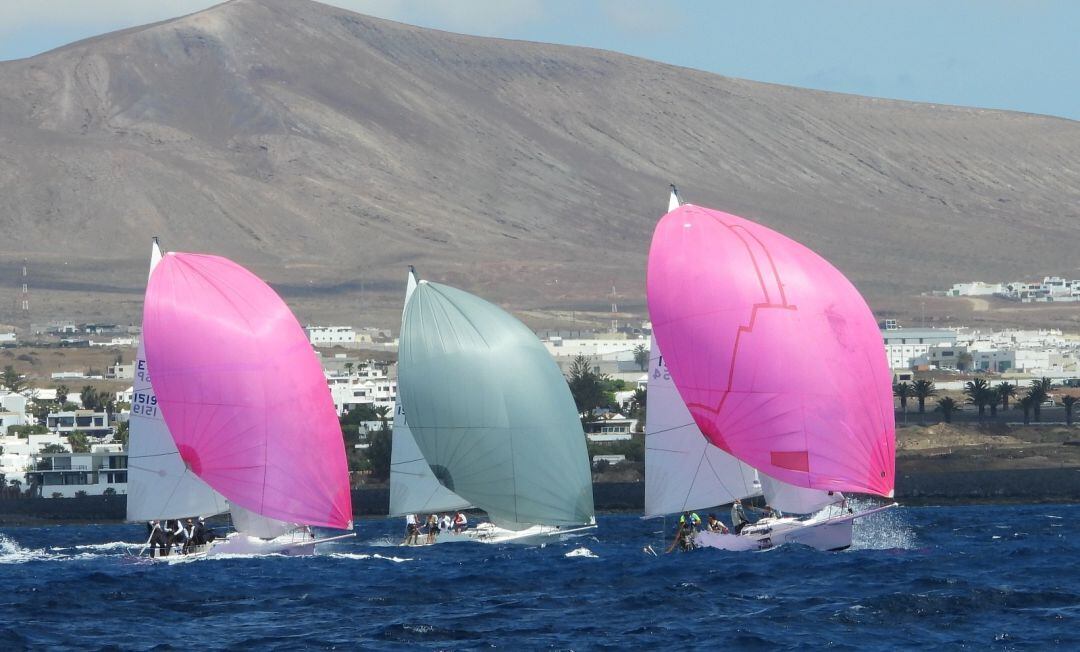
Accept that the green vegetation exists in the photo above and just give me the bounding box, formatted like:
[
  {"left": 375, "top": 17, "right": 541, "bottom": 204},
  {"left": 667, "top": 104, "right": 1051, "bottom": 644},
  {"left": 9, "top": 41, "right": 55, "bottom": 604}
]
[
  {"left": 340, "top": 405, "right": 391, "bottom": 481},
  {"left": 1063, "top": 396, "right": 1076, "bottom": 426},
  {"left": 936, "top": 397, "right": 958, "bottom": 423},
  {"left": 1026, "top": 377, "right": 1052, "bottom": 423},
  {"left": 586, "top": 433, "right": 644, "bottom": 465},
  {"left": 68, "top": 431, "right": 90, "bottom": 453},
  {"left": 114, "top": 420, "right": 129, "bottom": 447},
  {"left": 997, "top": 382, "right": 1017, "bottom": 410},
  {"left": 912, "top": 379, "right": 937, "bottom": 423},
  {"left": 1, "top": 365, "right": 26, "bottom": 393},
  {"left": 633, "top": 344, "right": 648, "bottom": 372},
  {"left": 7, "top": 424, "right": 47, "bottom": 437},
  {"left": 567, "top": 355, "right": 609, "bottom": 418},
  {"left": 893, "top": 382, "right": 912, "bottom": 423},
  {"left": 964, "top": 378, "right": 993, "bottom": 420}
]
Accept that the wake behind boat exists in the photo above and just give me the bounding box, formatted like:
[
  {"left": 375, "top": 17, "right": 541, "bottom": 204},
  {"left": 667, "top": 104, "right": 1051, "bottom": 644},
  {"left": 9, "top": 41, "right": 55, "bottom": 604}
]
[{"left": 646, "top": 187, "right": 897, "bottom": 552}]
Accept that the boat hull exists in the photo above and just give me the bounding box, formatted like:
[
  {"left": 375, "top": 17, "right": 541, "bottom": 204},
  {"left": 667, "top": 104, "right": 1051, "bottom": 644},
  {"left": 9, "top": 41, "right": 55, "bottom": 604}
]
[
  {"left": 692, "top": 503, "right": 896, "bottom": 552},
  {"left": 145, "top": 531, "right": 355, "bottom": 560},
  {"left": 401, "top": 522, "right": 597, "bottom": 547}
]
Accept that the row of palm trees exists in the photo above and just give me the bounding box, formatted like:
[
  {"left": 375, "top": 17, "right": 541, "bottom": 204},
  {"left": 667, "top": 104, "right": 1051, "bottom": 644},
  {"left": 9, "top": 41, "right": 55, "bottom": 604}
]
[{"left": 893, "top": 377, "right": 1077, "bottom": 425}]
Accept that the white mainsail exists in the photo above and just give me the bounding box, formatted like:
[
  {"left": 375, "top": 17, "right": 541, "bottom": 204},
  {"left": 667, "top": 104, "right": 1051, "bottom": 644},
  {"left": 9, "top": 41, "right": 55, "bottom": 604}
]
[
  {"left": 389, "top": 268, "right": 472, "bottom": 516},
  {"left": 644, "top": 336, "right": 760, "bottom": 517},
  {"left": 125, "top": 240, "right": 229, "bottom": 522}
]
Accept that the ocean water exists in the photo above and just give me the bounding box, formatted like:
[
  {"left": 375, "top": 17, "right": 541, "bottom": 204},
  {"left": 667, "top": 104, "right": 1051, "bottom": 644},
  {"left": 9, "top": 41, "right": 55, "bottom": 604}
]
[{"left": 0, "top": 504, "right": 1077, "bottom": 650}]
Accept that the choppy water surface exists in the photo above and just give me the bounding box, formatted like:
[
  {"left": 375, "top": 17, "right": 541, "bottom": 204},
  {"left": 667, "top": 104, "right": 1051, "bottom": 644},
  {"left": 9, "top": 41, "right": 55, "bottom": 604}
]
[{"left": 1, "top": 504, "right": 1077, "bottom": 650}]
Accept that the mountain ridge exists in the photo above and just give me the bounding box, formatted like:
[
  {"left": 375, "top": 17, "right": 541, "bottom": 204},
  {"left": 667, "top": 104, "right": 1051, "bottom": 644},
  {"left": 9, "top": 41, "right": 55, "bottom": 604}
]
[{"left": 1, "top": 0, "right": 1077, "bottom": 328}]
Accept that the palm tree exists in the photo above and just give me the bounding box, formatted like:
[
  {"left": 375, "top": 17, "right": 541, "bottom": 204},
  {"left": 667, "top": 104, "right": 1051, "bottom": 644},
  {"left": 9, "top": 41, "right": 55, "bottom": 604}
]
[
  {"left": 956, "top": 351, "right": 974, "bottom": 373},
  {"left": 964, "top": 378, "right": 991, "bottom": 420},
  {"left": 1019, "top": 395, "right": 1033, "bottom": 425},
  {"left": 373, "top": 405, "right": 392, "bottom": 432},
  {"left": 628, "top": 387, "right": 647, "bottom": 423},
  {"left": 632, "top": 344, "right": 649, "bottom": 372},
  {"left": 56, "top": 385, "right": 69, "bottom": 406},
  {"left": 912, "top": 379, "right": 936, "bottom": 423},
  {"left": 997, "top": 382, "right": 1017, "bottom": 411},
  {"left": 344, "top": 362, "right": 354, "bottom": 376},
  {"left": 937, "top": 397, "right": 958, "bottom": 423},
  {"left": 893, "top": 382, "right": 913, "bottom": 424},
  {"left": 1027, "top": 379, "right": 1051, "bottom": 422},
  {"left": 1, "top": 365, "right": 26, "bottom": 393},
  {"left": 1062, "top": 395, "right": 1076, "bottom": 426},
  {"left": 988, "top": 387, "right": 999, "bottom": 418}
]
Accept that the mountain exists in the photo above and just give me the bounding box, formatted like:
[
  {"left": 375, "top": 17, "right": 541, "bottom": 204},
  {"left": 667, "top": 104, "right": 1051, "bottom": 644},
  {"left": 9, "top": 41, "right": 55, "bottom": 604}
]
[{"left": 1, "top": 0, "right": 1078, "bottom": 329}]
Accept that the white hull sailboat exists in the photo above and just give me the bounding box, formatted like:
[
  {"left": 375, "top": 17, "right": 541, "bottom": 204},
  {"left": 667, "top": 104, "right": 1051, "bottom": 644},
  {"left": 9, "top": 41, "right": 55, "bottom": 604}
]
[
  {"left": 694, "top": 503, "right": 897, "bottom": 552},
  {"left": 646, "top": 188, "right": 897, "bottom": 552},
  {"left": 133, "top": 241, "right": 355, "bottom": 560},
  {"left": 393, "top": 270, "right": 596, "bottom": 546}
]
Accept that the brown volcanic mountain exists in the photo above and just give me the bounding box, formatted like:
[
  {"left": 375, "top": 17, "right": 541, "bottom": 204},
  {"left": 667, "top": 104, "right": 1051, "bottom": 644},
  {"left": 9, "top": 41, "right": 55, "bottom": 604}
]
[{"left": 1, "top": 0, "right": 1078, "bottom": 329}]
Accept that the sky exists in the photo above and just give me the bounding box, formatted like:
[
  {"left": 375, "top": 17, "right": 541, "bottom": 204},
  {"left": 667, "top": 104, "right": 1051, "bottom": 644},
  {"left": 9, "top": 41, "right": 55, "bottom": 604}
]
[{"left": 0, "top": 0, "right": 1076, "bottom": 121}]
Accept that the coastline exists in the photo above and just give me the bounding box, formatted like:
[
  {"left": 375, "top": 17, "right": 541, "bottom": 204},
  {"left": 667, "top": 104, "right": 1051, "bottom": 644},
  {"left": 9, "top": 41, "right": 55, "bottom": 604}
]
[{"left": 2, "top": 467, "right": 1077, "bottom": 526}]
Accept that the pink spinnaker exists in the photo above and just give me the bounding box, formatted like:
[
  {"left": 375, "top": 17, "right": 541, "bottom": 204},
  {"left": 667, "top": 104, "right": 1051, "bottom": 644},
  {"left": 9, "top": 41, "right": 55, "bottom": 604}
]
[
  {"left": 647, "top": 204, "right": 895, "bottom": 497},
  {"left": 143, "top": 253, "right": 352, "bottom": 529}
]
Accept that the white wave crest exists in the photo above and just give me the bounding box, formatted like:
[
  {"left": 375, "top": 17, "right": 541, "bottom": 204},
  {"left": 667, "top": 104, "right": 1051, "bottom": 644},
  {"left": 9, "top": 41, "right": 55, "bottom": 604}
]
[
  {"left": 0, "top": 533, "right": 51, "bottom": 564},
  {"left": 564, "top": 546, "right": 598, "bottom": 558}
]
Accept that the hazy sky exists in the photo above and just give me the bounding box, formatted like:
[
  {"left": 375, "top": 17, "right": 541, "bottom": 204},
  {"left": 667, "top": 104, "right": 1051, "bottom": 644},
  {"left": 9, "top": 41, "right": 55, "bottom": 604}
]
[{"left": 1, "top": 0, "right": 1076, "bottom": 121}]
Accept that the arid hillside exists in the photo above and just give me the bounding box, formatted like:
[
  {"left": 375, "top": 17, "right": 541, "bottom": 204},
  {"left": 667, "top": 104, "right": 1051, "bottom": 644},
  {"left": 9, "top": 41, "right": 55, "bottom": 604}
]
[{"left": 1, "top": 0, "right": 1078, "bottom": 328}]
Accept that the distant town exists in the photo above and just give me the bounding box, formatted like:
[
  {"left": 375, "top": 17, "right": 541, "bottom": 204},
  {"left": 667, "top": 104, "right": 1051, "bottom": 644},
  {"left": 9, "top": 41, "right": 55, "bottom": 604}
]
[{"left": 2, "top": 301, "right": 1079, "bottom": 501}]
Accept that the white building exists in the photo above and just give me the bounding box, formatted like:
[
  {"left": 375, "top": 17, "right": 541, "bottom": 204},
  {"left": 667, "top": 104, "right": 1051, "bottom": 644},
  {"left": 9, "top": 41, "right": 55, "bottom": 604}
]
[
  {"left": 26, "top": 444, "right": 128, "bottom": 498},
  {"left": 944, "top": 281, "right": 1005, "bottom": 296},
  {"left": 90, "top": 337, "right": 138, "bottom": 347},
  {"left": 324, "top": 361, "right": 398, "bottom": 415},
  {"left": 305, "top": 325, "right": 356, "bottom": 347},
  {"left": 106, "top": 362, "right": 135, "bottom": 380},
  {"left": 584, "top": 414, "right": 638, "bottom": 441},
  {"left": 0, "top": 332, "right": 16, "bottom": 345},
  {"left": 0, "top": 411, "right": 27, "bottom": 433},
  {"left": 882, "top": 327, "right": 958, "bottom": 369},
  {"left": 1, "top": 392, "right": 27, "bottom": 415},
  {"left": 1001, "top": 277, "right": 1080, "bottom": 303},
  {"left": 0, "top": 433, "right": 70, "bottom": 488},
  {"left": 542, "top": 336, "right": 647, "bottom": 358},
  {"left": 46, "top": 410, "right": 113, "bottom": 437}
]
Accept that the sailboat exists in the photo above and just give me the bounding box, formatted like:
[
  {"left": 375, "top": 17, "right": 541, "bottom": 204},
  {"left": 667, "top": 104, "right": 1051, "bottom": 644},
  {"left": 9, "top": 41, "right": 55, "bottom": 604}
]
[
  {"left": 389, "top": 268, "right": 473, "bottom": 543},
  {"left": 646, "top": 188, "right": 896, "bottom": 551},
  {"left": 394, "top": 271, "right": 596, "bottom": 545},
  {"left": 127, "top": 239, "right": 229, "bottom": 547},
  {"left": 134, "top": 241, "right": 354, "bottom": 557}
]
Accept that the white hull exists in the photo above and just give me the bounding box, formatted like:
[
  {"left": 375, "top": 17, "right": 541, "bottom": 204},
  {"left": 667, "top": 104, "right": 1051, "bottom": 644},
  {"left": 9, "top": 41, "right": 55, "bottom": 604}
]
[
  {"left": 401, "top": 522, "right": 597, "bottom": 547},
  {"left": 693, "top": 503, "right": 897, "bottom": 552},
  {"left": 145, "top": 530, "right": 355, "bottom": 560}
]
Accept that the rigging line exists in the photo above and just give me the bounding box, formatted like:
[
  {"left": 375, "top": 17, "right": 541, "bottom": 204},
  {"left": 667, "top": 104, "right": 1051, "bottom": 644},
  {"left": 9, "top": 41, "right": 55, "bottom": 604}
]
[{"left": 644, "top": 421, "right": 701, "bottom": 438}]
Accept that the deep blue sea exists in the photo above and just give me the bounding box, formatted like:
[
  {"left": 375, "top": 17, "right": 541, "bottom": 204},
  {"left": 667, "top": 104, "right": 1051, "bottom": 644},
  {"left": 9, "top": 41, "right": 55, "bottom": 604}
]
[{"left": 1, "top": 504, "right": 1077, "bottom": 650}]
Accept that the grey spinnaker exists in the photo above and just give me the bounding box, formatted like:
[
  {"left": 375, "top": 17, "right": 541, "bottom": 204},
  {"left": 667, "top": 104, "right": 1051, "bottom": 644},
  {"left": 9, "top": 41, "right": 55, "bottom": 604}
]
[{"left": 399, "top": 281, "right": 594, "bottom": 527}]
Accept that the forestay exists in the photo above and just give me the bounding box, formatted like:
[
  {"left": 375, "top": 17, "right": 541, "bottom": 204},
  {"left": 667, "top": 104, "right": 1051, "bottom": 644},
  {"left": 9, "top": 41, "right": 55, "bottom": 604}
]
[
  {"left": 398, "top": 281, "right": 594, "bottom": 527},
  {"left": 143, "top": 253, "right": 352, "bottom": 530},
  {"left": 126, "top": 241, "right": 228, "bottom": 522},
  {"left": 644, "top": 336, "right": 760, "bottom": 517},
  {"left": 647, "top": 204, "right": 895, "bottom": 497}
]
